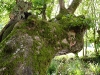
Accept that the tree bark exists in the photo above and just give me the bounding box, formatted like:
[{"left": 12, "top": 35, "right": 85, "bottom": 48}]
[
  {"left": 59, "top": 0, "right": 66, "bottom": 10},
  {"left": 59, "top": 0, "right": 82, "bottom": 14},
  {"left": 67, "top": 0, "right": 82, "bottom": 13}
]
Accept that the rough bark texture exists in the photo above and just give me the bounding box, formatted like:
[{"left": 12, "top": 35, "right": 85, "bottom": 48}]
[{"left": 0, "top": 0, "right": 91, "bottom": 75}]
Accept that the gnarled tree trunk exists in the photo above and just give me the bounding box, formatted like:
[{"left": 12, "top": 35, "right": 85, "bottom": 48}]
[{"left": 0, "top": 0, "right": 90, "bottom": 75}]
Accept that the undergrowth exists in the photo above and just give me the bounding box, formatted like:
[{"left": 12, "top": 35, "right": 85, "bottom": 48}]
[{"left": 47, "top": 52, "right": 100, "bottom": 75}]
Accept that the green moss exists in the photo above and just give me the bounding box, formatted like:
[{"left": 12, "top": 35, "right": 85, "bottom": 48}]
[
  {"left": 31, "top": 45, "right": 56, "bottom": 74},
  {"left": 56, "top": 14, "right": 91, "bottom": 30}
]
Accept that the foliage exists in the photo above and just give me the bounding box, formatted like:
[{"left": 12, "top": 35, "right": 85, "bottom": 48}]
[
  {"left": 31, "top": 0, "right": 54, "bottom": 19},
  {"left": 58, "top": 14, "right": 91, "bottom": 30},
  {"left": 76, "top": 0, "right": 100, "bottom": 53},
  {"left": 48, "top": 55, "right": 100, "bottom": 75},
  {"left": 0, "top": 0, "right": 15, "bottom": 25}
]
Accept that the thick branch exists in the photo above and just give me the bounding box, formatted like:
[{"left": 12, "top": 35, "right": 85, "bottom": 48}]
[
  {"left": 59, "top": 0, "right": 66, "bottom": 10},
  {"left": 67, "top": 0, "right": 82, "bottom": 14},
  {"left": 0, "top": 19, "right": 18, "bottom": 42},
  {"left": 58, "top": 0, "right": 69, "bottom": 15}
]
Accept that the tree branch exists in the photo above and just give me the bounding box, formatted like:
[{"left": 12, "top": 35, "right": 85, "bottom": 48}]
[
  {"left": 42, "top": 4, "right": 47, "bottom": 20},
  {"left": 58, "top": 0, "right": 69, "bottom": 14},
  {"left": 59, "top": 0, "right": 66, "bottom": 10},
  {"left": 67, "top": 0, "right": 82, "bottom": 14}
]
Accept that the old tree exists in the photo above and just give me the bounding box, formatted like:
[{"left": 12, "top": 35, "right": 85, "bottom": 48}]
[{"left": 0, "top": 0, "right": 91, "bottom": 75}]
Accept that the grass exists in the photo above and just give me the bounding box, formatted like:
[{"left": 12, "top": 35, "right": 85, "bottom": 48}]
[{"left": 47, "top": 49, "right": 100, "bottom": 75}]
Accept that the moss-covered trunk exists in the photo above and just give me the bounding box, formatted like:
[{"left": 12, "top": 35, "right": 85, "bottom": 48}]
[
  {"left": 0, "top": 0, "right": 91, "bottom": 75},
  {"left": 0, "top": 13, "right": 91, "bottom": 75}
]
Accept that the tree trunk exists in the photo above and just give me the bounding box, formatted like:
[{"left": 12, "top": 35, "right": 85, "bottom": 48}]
[{"left": 0, "top": 0, "right": 91, "bottom": 75}]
